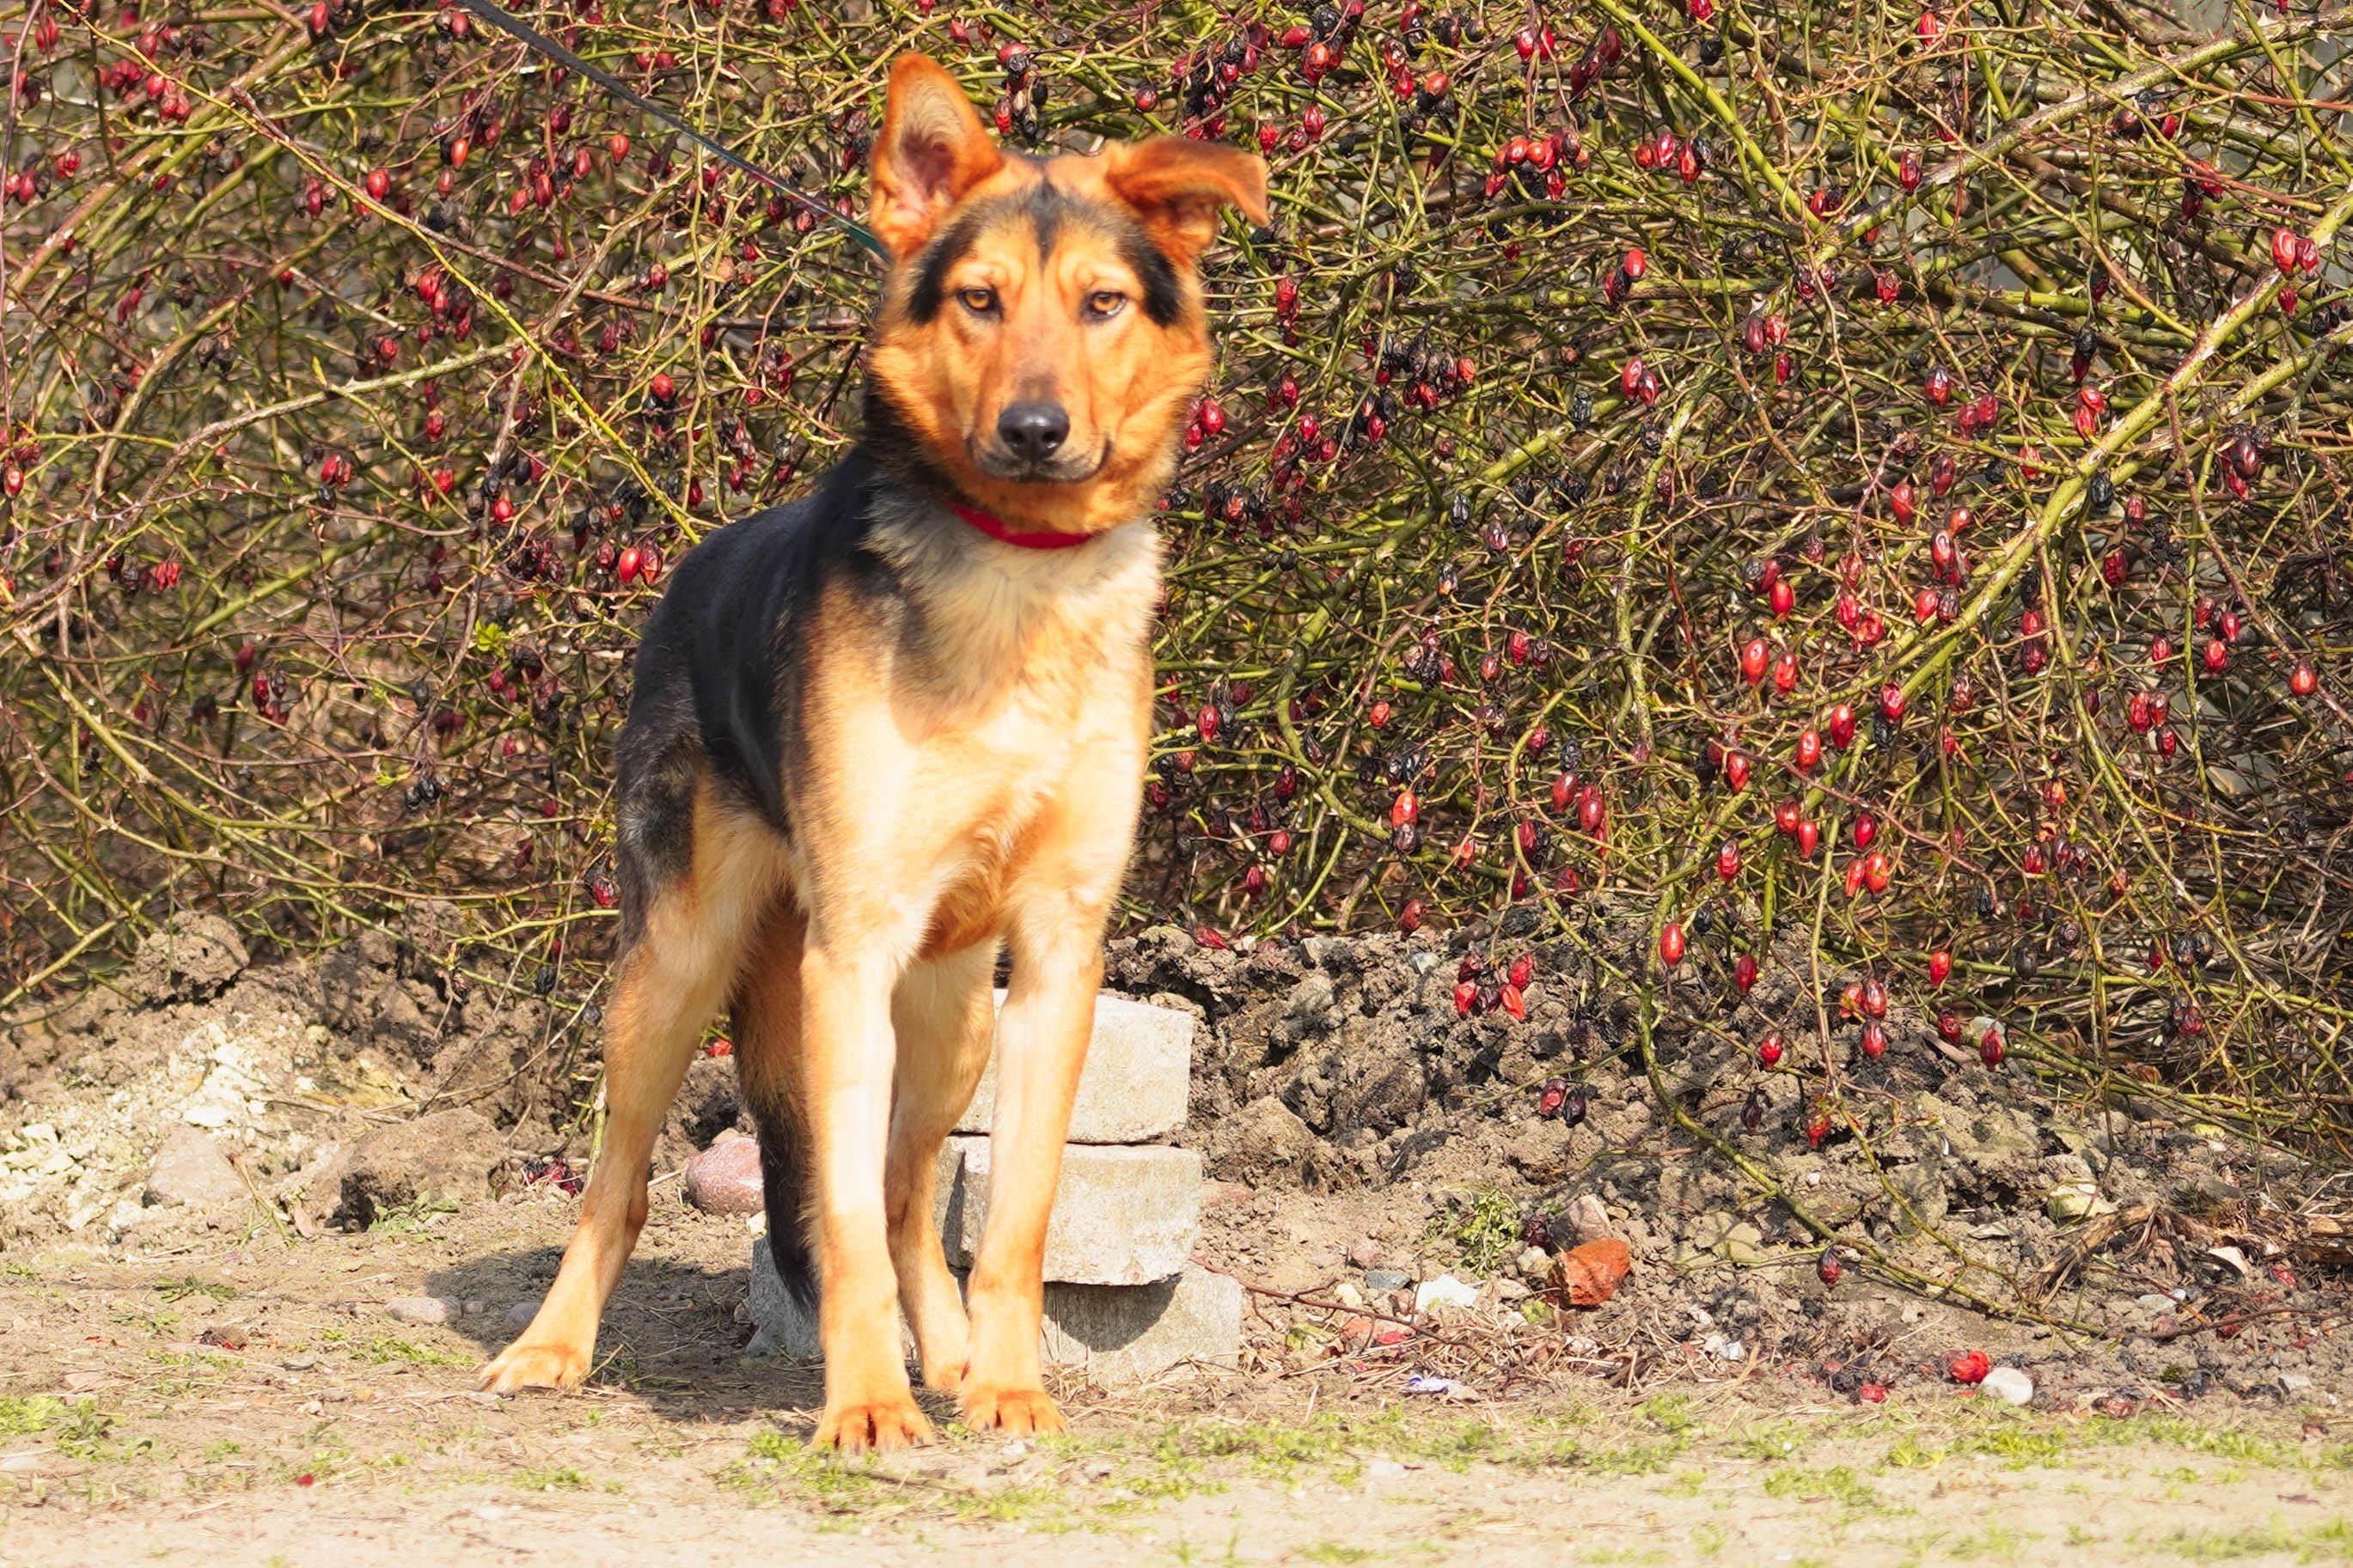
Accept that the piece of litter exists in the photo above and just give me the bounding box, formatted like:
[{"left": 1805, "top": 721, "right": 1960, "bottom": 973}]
[
  {"left": 1412, "top": 1273, "right": 1478, "bottom": 1313},
  {"left": 1404, "top": 1374, "right": 1474, "bottom": 1399},
  {"left": 1980, "top": 1366, "right": 2034, "bottom": 1406}
]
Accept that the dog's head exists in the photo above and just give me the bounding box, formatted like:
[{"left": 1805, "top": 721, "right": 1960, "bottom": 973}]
[{"left": 864, "top": 54, "right": 1268, "bottom": 536}]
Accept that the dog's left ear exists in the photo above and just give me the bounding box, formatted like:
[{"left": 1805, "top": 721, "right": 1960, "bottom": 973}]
[
  {"left": 871, "top": 54, "right": 1005, "bottom": 259},
  {"left": 1106, "top": 137, "right": 1270, "bottom": 265}
]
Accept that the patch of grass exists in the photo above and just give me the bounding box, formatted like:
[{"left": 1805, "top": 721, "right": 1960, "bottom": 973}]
[
  {"left": 1763, "top": 1464, "right": 1877, "bottom": 1510},
  {"left": 728, "top": 1430, "right": 896, "bottom": 1512},
  {"left": 1639, "top": 1394, "right": 1698, "bottom": 1437},
  {"left": 327, "top": 1331, "right": 474, "bottom": 1368},
  {"left": 109, "top": 1306, "right": 182, "bottom": 1334},
  {"left": 155, "top": 1275, "right": 235, "bottom": 1303},
  {"left": 515, "top": 1465, "right": 593, "bottom": 1492},
  {"left": 52, "top": 1402, "right": 147, "bottom": 1464},
  {"left": 1734, "top": 1420, "right": 1807, "bottom": 1462},
  {"left": 1153, "top": 1415, "right": 1360, "bottom": 1479},
  {"left": 1945, "top": 1522, "right": 2043, "bottom": 1562},
  {"left": 2145, "top": 1519, "right": 2353, "bottom": 1562},
  {"left": 0, "top": 1396, "right": 125, "bottom": 1460},
  {"left": 1299, "top": 1547, "right": 1375, "bottom": 1565},
  {"left": 0, "top": 1395, "right": 76, "bottom": 1436},
  {"left": 1424, "top": 1187, "right": 1523, "bottom": 1276}
]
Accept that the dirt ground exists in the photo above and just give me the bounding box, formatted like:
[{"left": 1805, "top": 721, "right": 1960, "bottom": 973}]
[
  {"left": 7, "top": 915, "right": 2353, "bottom": 1564},
  {"left": 3, "top": 1194, "right": 2351, "bottom": 1567}
]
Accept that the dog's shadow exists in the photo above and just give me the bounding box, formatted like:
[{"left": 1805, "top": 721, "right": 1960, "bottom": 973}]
[{"left": 423, "top": 1247, "right": 853, "bottom": 1433}]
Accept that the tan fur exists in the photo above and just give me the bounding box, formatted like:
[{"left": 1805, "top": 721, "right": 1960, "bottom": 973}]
[{"left": 481, "top": 52, "right": 1262, "bottom": 1454}]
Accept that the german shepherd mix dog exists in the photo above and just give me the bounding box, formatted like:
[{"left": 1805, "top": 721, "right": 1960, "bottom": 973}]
[{"left": 480, "top": 56, "right": 1266, "bottom": 1451}]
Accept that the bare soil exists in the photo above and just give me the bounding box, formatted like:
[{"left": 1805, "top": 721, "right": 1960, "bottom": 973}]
[
  {"left": 5, "top": 914, "right": 2353, "bottom": 1563},
  {"left": 3, "top": 1197, "right": 2352, "bottom": 1567}
]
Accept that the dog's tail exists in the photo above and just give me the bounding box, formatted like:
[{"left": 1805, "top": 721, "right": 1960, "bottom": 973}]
[{"left": 752, "top": 1099, "right": 819, "bottom": 1313}]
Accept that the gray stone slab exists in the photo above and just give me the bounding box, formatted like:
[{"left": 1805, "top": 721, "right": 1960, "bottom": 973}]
[
  {"left": 956, "top": 992, "right": 1195, "bottom": 1143},
  {"left": 743, "top": 1239, "right": 1239, "bottom": 1385},
  {"left": 938, "top": 1136, "right": 1200, "bottom": 1285},
  {"left": 1040, "top": 1264, "right": 1243, "bottom": 1382}
]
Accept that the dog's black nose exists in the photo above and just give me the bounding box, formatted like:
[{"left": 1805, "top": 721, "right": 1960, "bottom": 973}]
[{"left": 997, "top": 401, "right": 1069, "bottom": 461}]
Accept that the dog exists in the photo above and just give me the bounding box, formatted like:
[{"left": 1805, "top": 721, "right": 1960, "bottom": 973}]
[{"left": 480, "top": 54, "right": 1267, "bottom": 1451}]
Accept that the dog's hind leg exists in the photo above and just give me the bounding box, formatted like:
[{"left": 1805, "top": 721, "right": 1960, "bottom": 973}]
[
  {"left": 885, "top": 941, "right": 998, "bottom": 1395},
  {"left": 482, "top": 785, "right": 775, "bottom": 1392}
]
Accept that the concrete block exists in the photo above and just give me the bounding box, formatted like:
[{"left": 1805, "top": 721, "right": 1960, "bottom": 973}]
[
  {"left": 1041, "top": 1264, "right": 1243, "bottom": 1383},
  {"left": 938, "top": 1136, "right": 1200, "bottom": 1285},
  {"left": 743, "top": 1236, "right": 914, "bottom": 1360},
  {"left": 957, "top": 992, "right": 1195, "bottom": 1143},
  {"left": 744, "top": 1240, "right": 1240, "bottom": 1385}
]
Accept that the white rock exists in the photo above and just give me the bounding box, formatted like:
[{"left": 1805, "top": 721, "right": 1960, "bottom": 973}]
[
  {"left": 1980, "top": 1366, "right": 2034, "bottom": 1406},
  {"left": 1413, "top": 1273, "right": 1478, "bottom": 1313}
]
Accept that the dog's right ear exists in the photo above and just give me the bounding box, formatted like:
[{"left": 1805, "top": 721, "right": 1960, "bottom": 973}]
[{"left": 870, "top": 55, "right": 1003, "bottom": 260}]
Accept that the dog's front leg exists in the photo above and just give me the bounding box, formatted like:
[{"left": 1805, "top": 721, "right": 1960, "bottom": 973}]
[
  {"left": 801, "top": 937, "right": 932, "bottom": 1451},
  {"left": 958, "top": 918, "right": 1101, "bottom": 1436}
]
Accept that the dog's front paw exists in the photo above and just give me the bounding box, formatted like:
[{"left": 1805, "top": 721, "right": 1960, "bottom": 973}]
[
  {"left": 959, "top": 1384, "right": 1064, "bottom": 1437},
  {"left": 814, "top": 1394, "right": 936, "bottom": 1453},
  {"left": 480, "top": 1339, "right": 590, "bottom": 1392}
]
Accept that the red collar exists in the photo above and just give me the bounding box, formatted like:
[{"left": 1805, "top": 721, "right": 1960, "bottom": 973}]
[{"left": 950, "top": 501, "right": 1091, "bottom": 550}]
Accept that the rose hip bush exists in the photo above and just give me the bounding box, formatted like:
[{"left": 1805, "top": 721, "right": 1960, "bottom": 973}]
[{"left": 2, "top": 0, "right": 2350, "bottom": 1157}]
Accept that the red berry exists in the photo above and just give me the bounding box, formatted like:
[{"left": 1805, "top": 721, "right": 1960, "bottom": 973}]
[
  {"left": 1927, "top": 949, "right": 1952, "bottom": 986},
  {"left": 2272, "top": 226, "right": 2302, "bottom": 276},
  {"left": 1948, "top": 1350, "right": 1991, "bottom": 1384},
  {"left": 1659, "top": 921, "right": 1686, "bottom": 966},
  {"left": 1733, "top": 952, "right": 1759, "bottom": 993}
]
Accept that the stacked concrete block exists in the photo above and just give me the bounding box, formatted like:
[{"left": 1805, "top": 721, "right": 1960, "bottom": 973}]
[{"left": 747, "top": 991, "right": 1241, "bottom": 1386}]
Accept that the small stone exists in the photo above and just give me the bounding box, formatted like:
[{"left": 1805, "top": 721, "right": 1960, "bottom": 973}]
[
  {"left": 1561, "top": 1193, "right": 1611, "bottom": 1242},
  {"left": 461, "top": 1299, "right": 488, "bottom": 1318},
  {"left": 1330, "top": 1281, "right": 1367, "bottom": 1309},
  {"left": 683, "top": 1135, "right": 765, "bottom": 1216},
  {"left": 1517, "top": 1244, "right": 1553, "bottom": 1280},
  {"left": 2044, "top": 1180, "right": 2112, "bottom": 1225},
  {"left": 1980, "top": 1366, "right": 2034, "bottom": 1406},
  {"left": 1284, "top": 972, "right": 1337, "bottom": 1023},
  {"left": 386, "top": 1295, "right": 457, "bottom": 1327},
  {"left": 1364, "top": 1268, "right": 1411, "bottom": 1293},
  {"left": 1347, "top": 1236, "right": 1384, "bottom": 1270},
  {"left": 145, "top": 1127, "right": 247, "bottom": 1208},
  {"left": 504, "top": 1297, "right": 541, "bottom": 1330}
]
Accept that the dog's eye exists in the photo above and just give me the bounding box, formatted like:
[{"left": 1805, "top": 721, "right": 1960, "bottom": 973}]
[
  {"left": 1085, "top": 290, "right": 1128, "bottom": 320},
  {"left": 957, "top": 287, "right": 999, "bottom": 315}
]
